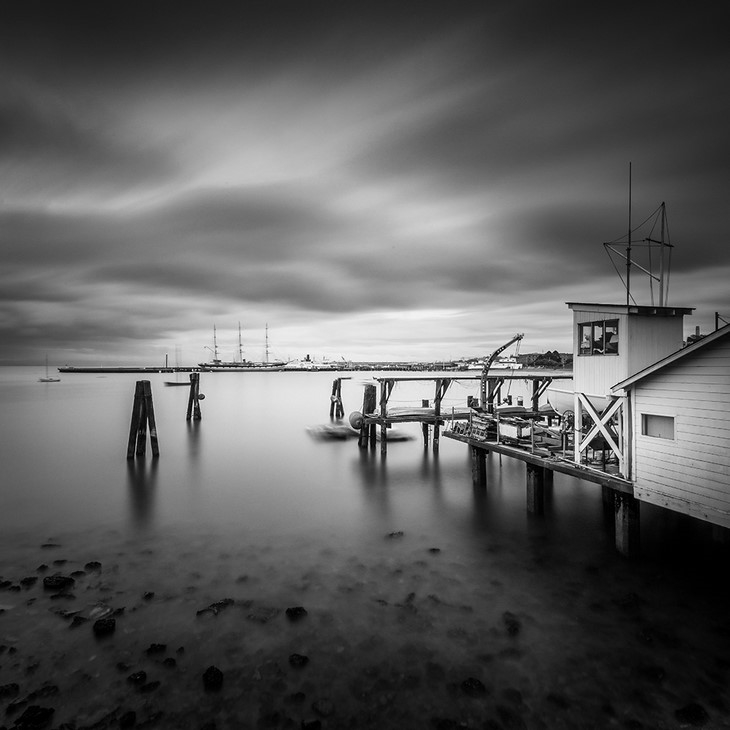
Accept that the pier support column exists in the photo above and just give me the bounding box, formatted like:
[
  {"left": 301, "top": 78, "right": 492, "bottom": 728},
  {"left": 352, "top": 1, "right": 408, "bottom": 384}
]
[
  {"left": 471, "top": 446, "right": 487, "bottom": 488},
  {"left": 614, "top": 492, "right": 640, "bottom": 558},
  {"left": 526, "top": 464, "right": 545, "bottom": 515},
  {"left": 422, "top": 400, "right": 430, "bottom": 448},
  {"left": 358, "top": 385, "right": 377, "bottom": 449}
]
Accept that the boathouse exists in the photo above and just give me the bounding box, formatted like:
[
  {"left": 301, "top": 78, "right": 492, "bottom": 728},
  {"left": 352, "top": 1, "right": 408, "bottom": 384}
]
[
  {"left": 564, "top": 302, "right": 693, "bottom": 478},
  {"left": 611, "top": 323, "right": 730, "bottom": 530}
]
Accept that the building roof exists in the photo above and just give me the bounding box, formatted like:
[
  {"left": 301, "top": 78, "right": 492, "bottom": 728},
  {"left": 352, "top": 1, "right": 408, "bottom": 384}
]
[
  {"left": 566, "top": 302, "right": 694, "bottom": 317},
  {"left": 612, "top": 323, "right": 730, "bottom": 392}
]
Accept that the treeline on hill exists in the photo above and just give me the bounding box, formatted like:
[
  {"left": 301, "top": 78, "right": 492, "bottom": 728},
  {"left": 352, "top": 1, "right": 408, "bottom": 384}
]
[{"left": 523, "top": 351, "right": 572, "bottom": 368}]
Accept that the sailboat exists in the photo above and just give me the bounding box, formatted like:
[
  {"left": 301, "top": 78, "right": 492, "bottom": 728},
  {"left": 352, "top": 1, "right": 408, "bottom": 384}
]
[{"left": 39, "top": 356, "right": 61, "bottom": 383}]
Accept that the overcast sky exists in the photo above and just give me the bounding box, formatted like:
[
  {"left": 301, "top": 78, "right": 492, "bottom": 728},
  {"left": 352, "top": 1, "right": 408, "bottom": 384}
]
[{"left": 1, "top": 1, "right": 728, "bottom": 366}]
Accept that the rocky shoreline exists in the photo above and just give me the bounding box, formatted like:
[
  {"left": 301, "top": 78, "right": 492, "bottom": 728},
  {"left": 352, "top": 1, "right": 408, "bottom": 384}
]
[{"left": 1, "top": 531, "right": 726, "bottom": 729}]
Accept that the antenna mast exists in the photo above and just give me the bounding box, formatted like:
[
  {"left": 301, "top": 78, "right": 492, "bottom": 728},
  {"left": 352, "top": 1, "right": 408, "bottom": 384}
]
[
  {"left": 626, "top": 163, "right": 632, "bottom": 307},
  {"left": 238, "top": 322, "right": 244, "bottom": 363}
]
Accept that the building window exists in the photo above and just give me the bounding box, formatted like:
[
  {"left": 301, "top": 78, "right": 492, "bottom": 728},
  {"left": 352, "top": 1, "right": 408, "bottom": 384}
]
[
  {"left": 642, "top": 414, "right": 675, "bottom": 439},
  {"left": 578, "top": 319, "right": 619, "bottom": 355}
]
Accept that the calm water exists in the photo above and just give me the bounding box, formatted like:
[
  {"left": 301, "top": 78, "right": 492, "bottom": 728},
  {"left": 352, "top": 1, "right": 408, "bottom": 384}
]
[{"left": 1, "top": 367, "right": 729, "bottom": 729}]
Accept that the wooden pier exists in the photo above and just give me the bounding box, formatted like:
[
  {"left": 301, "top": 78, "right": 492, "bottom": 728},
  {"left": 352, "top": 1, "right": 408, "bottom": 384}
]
[
  {"left": 352, "top": 372, "right": 641, "bottom": 557},
  {"left": 357, "top": 373, "right": 571, "bottom": 453}
]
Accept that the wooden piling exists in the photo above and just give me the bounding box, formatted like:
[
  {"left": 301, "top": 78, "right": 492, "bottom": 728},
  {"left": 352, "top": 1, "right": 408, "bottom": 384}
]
[
  {"left": 329, "top": 378, "right": 344, "bottom": 419},
  {"left": 614, "top": 492, "right": 640, "bottom": 558},
  {"left": 358, "top": 384, "right": 377, "bottom": 448},
  {"left": 471, "top": 446, "right": 487, "bottom": 488},
  {"left": 186, "top": 373, "right": 202, "bottom": 421},
  {"left": 422, "top": 399, "right": 430, "bottom": 447},
  {"left": 526, "top": 463, "right": 545, "bottom": 514},
  {"left": 127, "top": 380, "right": 159, "bottom": 459}
]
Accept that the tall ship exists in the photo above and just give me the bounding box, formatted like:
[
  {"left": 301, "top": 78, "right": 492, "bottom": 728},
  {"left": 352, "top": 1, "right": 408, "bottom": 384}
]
[{"left": 198, "top": 324, "right": 286, "bottom": 371}]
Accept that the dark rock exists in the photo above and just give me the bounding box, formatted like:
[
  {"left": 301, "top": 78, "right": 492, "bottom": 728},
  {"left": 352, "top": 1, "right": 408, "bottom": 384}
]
[
  {"left": 139, "top": 681, "right": 160, "bottom": 694},
  {"left": 20, "top": 577, "right": 38, "bottom": 588},
  {"left": 162, "top": 657, "right": 177, "bottom": 668},
  {"left": 175, "top": 646, "right": 185, "bottom": 655},
  {"left": 143, "top": 592, "right": 155, "bottom": 601},
  {"left": 119, "top": 710, "right": 137, "bottom": 728},
  {"left": 0, "top": 579, "right": 12, "bottom": 590},
  {"left": 10, "top": 705, "right": 54, "bottom": 728},
  {"left": 0, "top": 682, "right": 19, "bottom": 698},
  {"left": 145, "top": 643, "right": 167, "bottom": 655},
  {"left": 92, "top": 618, "right": 116, "bottom": 637},
  {"left": 42, "top": 575, "right": 75, "bottom": 592},
  {"left": 202, "top": 666, "right": 223, "bottom": 692},
  {"left": 196, "top": 599, "right": 234, "bottom": 617},
  {"left": 386, "top": 531, "right": 404, "bottom": 539},
  {"left": 428, "top": 547, "right": 441, "bottom": 554},
  {"left": 70, "top": 571, "right": 86, "bottom": 579},
  {"left": 674, "top": 703, "right": 710, "bottom": 726},
  {"left": 461, "top": 677, "right": 487, "bottom": 697},
  {"left": 69, "top": 616, "right": 88, "bottom": 629},
  {"left": 301, "top": 721, "right": 321, "bottom": 730},
  {"left": 51, "top": 560, "right": 67, "bottom": 567},
  {"left": 84, "top": 561, "right": 102, "bottom": 572},
  {"left": 311, "top": 699, "right": 333, "bottom": 717},
  {"left": 40, "top": 543, "right": 60, "bottom": 549},
  {"left": 285, "top": 606, "right": 308, "bottom": 621},
  {"left": 127, "top": 671, "right": 147, "bottom": 685},
  {"left": 35, "top": 565, "right": 48, "bottom": 573},
  {"left": 9, "top": 585, "right": 21, "bottom": 592},
  {"left": 503, "top": 611, "right": 521, "bottom": 636},
  {"left": 289, "top": 653, "right": 309, "bottom": 668}
]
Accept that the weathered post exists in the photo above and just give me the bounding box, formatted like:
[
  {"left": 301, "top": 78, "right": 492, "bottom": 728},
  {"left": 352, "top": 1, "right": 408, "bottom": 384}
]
[
  {"left": 526, "top": 463, "right": 545, "bottom": 514},
  {"left": 422, "top": 399, "right": 430, "bottom": 447},
  {"left": 471, "top": 446, "right": 487, "bottom": 488},
  {"left": 614, "top": 492, "right": 640, "bottom": 558},
  {"left": 330, "top": 378, "right": 344, "bottom": 419},
  {"left": 127, "top": 380, "right": 159, "bottom": 459},
  {"left": 186, "top": 373, "right": 202, "bottom": 421},
  {"left": 358, "top": 384, "right": 377, "bottom": 448}
]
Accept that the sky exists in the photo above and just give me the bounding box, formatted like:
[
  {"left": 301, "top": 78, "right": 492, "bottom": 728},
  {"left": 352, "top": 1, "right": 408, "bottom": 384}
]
[{"left": 1, "top": 1, "right": 728, "bottom": 366}]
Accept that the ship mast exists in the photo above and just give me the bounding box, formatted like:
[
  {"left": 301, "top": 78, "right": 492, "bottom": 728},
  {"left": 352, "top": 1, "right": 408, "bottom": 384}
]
[{"left": 238, "top": 322, "right": 244, "bottom": 363}]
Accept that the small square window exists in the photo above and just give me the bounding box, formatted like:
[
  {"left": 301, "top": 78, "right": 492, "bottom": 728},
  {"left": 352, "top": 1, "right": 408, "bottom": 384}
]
[{"left": 642, "top": 414, "right": 674, "bottom": 439}]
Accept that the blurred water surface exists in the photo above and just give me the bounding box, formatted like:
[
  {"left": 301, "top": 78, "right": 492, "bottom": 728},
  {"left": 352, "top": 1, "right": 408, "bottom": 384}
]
[{"left": 1, "top": 367, "right": 729, "bottom": 727}]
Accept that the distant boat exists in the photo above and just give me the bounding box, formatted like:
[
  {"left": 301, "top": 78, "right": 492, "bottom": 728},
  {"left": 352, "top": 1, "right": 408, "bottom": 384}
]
[{"left": 39, "top": 356, "right": 61, "bottom": 383}]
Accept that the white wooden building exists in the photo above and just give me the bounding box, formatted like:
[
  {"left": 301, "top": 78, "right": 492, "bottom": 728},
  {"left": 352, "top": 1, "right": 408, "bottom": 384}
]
[{"left": 612, "top": 324, "right": 730, "bottom": 529}]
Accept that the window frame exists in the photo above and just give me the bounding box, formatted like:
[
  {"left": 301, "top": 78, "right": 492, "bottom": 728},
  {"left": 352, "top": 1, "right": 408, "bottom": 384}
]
[
  {"left": 578, "top": 318, "right": 619, "bottom": 356},
  {"left": 641, "top": 413, "right": 675, "bottom": 440}
]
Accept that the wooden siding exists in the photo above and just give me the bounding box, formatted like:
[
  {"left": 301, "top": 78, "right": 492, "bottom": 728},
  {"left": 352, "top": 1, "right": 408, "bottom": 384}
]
[{"left": 632, "top": 337, "right": 730, "bottom": 528}]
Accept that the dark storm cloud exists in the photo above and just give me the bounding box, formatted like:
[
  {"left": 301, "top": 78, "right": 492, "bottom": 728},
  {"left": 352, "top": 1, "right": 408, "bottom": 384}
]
[{"left": 1, "top": 1, "right": 728, "bottom": 363}]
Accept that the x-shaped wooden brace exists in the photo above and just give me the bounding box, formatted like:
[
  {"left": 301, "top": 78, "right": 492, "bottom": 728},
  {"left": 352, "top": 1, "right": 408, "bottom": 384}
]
[{"left": 577, "top": 394, "right": 623, "bottom": 460}]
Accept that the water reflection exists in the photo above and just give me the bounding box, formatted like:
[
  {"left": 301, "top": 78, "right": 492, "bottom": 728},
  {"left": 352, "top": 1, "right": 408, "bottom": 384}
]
[
  {"left": 186, "top": 419, "right": 202, "bottom": 461},
  {"left": 126, "top": 457, "right": 158, "bottom": 528}
]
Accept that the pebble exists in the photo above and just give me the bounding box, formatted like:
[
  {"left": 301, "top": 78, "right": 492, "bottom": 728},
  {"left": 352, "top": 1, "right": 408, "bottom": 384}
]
[{"left": 92, "top": 617, "right": 116, "bottom": 637}]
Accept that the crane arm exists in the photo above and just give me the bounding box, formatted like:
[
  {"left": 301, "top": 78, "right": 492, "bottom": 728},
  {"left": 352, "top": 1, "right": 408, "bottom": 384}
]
[{"left": 479, "top": 333, "right": 524, "bottom": 409}]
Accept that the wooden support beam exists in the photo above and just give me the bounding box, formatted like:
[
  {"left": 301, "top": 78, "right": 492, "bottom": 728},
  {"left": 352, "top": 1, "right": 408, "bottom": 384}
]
[
  {"left": 471, "top": 446, "right": 487, "bottom": 488},
  {"left": 526, "top": 463, "right": 545, "bottom": 514},
  {"left": 614, "top": 492, "right": 640, "bottom": 558}
]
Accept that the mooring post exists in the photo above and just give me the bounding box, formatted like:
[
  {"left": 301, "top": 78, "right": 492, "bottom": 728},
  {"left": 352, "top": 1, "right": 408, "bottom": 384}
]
[
  {"left": 358, "top": 384, "right": 377, "bottom": 448},
  {"left": 614, "top": 492, "right": 640, "bottom": 558},
  {"left": 330, "top": 378, "right": 344, "bottom": 419},
  {"left": 422, "top": 399, "right": 430, "bottom": 447},
  {"left": 526, "top": 463, "right": 545, "bottom": 514},
  {"left": 127, "top": 380, "right": 159, "bottom": 459},
  {"left": 471, "top": 446, "right": 487, "bottom": 488},
  {"left": 186, "top": 373, "right": 202, "bottom": 421}
]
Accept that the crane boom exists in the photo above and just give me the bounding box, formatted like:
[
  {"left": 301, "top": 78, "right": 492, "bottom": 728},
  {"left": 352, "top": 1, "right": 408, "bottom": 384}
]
[{"left": 479, "top": 333, "right": 524, "bottom": 409}]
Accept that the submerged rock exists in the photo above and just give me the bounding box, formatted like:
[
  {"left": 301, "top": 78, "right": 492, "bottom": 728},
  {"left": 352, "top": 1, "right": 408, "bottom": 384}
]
[
  {"left": 93, "top": 617, "right": 116, "bottom": 637},
  {"left": 285, "top": 606, "right": 308, "bottom": 621},
  {"left": 289, "top": 653, "right": 309, "bottom": 668},
  {"left": 203, "top": 665, "right": 223, "bottom": 692},
  {"left": 11, "top": 704, "right": 55, "bottom": 728},
  {"left": 461, "top": 677, "right": 487, "bottom": 696},
  {"left": 42, "top": 575, "right": 75, "bottom": 592}
]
